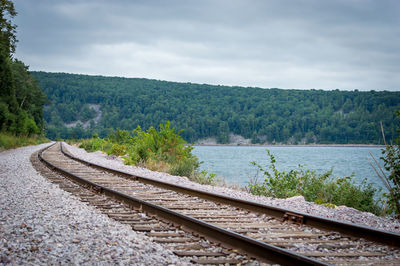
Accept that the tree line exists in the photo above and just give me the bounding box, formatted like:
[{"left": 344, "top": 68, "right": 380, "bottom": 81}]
[
  {"left": 0, "top": 0, "right": 46, "bottom": 137},
  {"left": 32, "top": 71, "right": 400, "bottom": 144}
]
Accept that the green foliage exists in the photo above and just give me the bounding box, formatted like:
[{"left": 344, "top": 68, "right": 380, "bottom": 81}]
[
  {"left": 80, "top": 122, "right": 200, "bottom": 178},
  {"left": 169, "top": 157, "right": 198, "bottom": 177},
  {"left": 32, "top": 72, "right": 400, "bottom": 144},
  {"left": 249, "top": 149, "right": 383, "bottom": 215},
  {"left": 371, "top": 111, "right": 400, "bottom": 218},
  {"left": 108, "top": 143, "right": 126, "bottom": 156},
  {"left": 188, "top": 170, "right": 217, "bottom": 185},
  {"left": 0, "top": 1, "right": 46, "bottom": 138},
  {"left": 0, "top": 131, "right": 49, "bottom": 150},
  {"left": 107, "top": 128, "right": 132, "bottom": 145},
  {"left": 381, "top": 141, "right": 400, "bottom": 217},
  {"left": 79, "top": 104, "right": 96, "bottom": 122},
  {"left": 123, "top": 122, "right": 199, "bottom": 176},
  {"left": 0, "top": 0, "right": 17, "bottom": 55},
  {"left": 79, "top": 135, "right": 108, "bottom": 152}
]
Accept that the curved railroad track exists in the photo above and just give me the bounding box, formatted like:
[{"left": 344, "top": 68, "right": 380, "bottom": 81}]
[{"left": 34, "top": 142, "right": 400, "bottom": 265}]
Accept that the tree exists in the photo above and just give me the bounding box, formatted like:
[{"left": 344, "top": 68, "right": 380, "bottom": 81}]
[
  {"left": 217, "top": 121, "right": 229, "bottom": 144},
  {"left": 0, "top": 0, "right": 17, "bottom": 129},
  {"left": 31, "top": 71, "right": 400, "bottom": 143},
  {"left": 0, "top": 0, "right": 46, "bottom": 136},
  {"left": 11, "top": 59, "right": 46, "bottom": 130},
  {"left": 0, "top": 0, "right": 17, "bottom": 55}
]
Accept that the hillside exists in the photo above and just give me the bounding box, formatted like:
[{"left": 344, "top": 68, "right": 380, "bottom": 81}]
[
  {"left": 0, "top": 1, "right": 47, "bottom": 147},
  {"left": 32, "top": 71, "right": 400, "bottom": 144}
]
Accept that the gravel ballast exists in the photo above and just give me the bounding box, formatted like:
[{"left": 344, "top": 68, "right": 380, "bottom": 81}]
[
  {"left": 0, "top": 143, "right": 184, "bottom": 265},
  {"left": 63, "top": 142, "right": 400, "bottom": 234}
]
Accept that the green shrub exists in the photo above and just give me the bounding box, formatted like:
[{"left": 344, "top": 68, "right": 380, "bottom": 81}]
[
  {"left": 169, "top": 157, "right": 198, "bottom": 177},
  {"left": 79, "top": 135, "right": 107, "bottom": 152},
  {"left": 107, "top": 128, "right": 131, "bottom": 144},
  {"left": 370, "top": 111, "right": 400, "bottom": 218},
  {"left": 380, "top": 141, "right": 400, "bottom": 218},
  {"left": 189, "top": 170, "right": 217, "bottom": 185},
  {"left": 108, "top": 143, "right": 126, "bottom": 156},
  {"left": 123, "top": 122, "right": 199, "bottom": 177},
  {"left": 79, "top": 122, "right": 200, "bottom": 178},
  {"left": 249, "top": 149, "right": 383, "bottom": 215}
]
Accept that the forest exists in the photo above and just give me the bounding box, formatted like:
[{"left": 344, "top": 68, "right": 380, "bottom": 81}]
[
  {"left": 0, "top": 0, "right": 46, "bottom": 140},
  {"left": 32, "top": 72, "right": 400, "bottom": 144}
]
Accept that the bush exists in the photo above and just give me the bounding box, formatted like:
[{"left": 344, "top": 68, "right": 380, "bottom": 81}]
[
  {"left": 79, "top": 122, "right": 200, "bottom": 178},
  {"left": 108, "top": 143, "right": 126, "bottom": 156},
  {"left": 188, "top": 170, "right": 217, "bottom": 185},
  {"left": 249, "top": 149, "right": 383, "bottom": 215},
  {"left": 169, "top": 157, "right": 198, "bottom": 177},
  {"left": 380, "top": 143, "right": 400, "bottom": 218},
  {"left": 124, "top": 122, "right": 199, "bottom": 177},
  {"left": 79, "top": 135, "right": 108, "bottom": 152},
  {"left": 370, "top": 112, "right": 400, "bottom": 218}
]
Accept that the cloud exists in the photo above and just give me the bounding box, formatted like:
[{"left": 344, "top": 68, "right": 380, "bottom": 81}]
[{"left": 13, "top": 0, "right": 400, "bottom": 90}]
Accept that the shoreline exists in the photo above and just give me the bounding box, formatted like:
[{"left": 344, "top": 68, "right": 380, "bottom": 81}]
[
  {"left": 62, "top": 142, "right": 400, "bottom": 234},
  {"left": 193, "top": 143, "right": 385, "bottom": 148}
]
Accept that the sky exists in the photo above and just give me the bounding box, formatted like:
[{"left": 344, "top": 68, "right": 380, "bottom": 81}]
[{"left": 13, "top": 0, "right": 400, "bottom": 91}]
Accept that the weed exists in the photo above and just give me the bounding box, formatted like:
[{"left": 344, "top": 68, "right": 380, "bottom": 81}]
[
  {"left": 248, "top": 149, "right": 383, "bottom": 215},
  {"left": 370, "top": 114, "right": 400, "bottom": 218},
  {"left": 0, "top": 132, "right": 49, "bottom": 150},
  {"left": 79, "top": 122, "right": 200, "bottom": 179},
  {"left": 189, "top": 170, "right": 217, "bottom": 185}
]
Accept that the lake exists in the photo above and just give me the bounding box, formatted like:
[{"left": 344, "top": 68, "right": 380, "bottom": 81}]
[{"left": 192, "top": 145, "right": 387, "bottom": 191}]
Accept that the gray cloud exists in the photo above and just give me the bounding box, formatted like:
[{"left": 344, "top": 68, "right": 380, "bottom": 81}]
[{"left": 13, "top": 0, "right": 400, "bottom": 90}]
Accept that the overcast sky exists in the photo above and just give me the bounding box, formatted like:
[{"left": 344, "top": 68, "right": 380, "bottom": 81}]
[{"left": 13, "top": 0, "right": 400, "bottom": 91}]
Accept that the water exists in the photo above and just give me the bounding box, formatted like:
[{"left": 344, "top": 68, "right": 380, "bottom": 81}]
[{"left": 192, "top": 145, "right": 387, "bottom": 191}]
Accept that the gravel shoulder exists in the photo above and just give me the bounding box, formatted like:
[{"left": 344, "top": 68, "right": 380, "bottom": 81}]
[
  {"left": 0, "top": 143, "right": 184, "bottom": 265},
  {"left": 63, "top": 142, "right": 400, "bottom": 234}
]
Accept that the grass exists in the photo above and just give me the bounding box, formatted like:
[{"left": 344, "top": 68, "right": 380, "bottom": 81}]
[{"left": 0, "top": 132, "right": 50, "bottom": 151}]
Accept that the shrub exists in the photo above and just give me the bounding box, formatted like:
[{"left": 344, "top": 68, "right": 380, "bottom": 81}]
[
  {"left": 108, "top": 143, "right": 126, "bottom": 156},
  {"left": 370, "top": 112, "right": 400, "bottom": 218},
  {"left": 169, "top": 157, "right": 198, "bottom": 177},
  {"left": 79, "top": 135, "right": 108, "bottom": 152},
  {"left": 249, "top": 149, "right": 383, "bottom": 215},
  {"left": 107, "top": 128, "right": 131, "bottom": 145},
  {"left": 189, "top": 170, "right": 217, "bottom": 185},
  {"left": 80, "top": 122, "right": 200, "bottom": 178},
  {"left": 380, "top": 143, "right": 400, "bottom": 218},
  {"left": 125, "top": 122, "right": 199, "bottom": 177}
]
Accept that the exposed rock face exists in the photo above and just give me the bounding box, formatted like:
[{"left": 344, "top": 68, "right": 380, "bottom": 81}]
[
  {"left": 196, "top": 134, "right": 251, "bottom": 145},
  {"left": 64, "top": 104, "right": 102, "bottom": 129},
  {"left": 229, "top": 133, "right": 251, "bottom": 145},
  {"left": 196, "top": 137, "right": 218, "bottom": 145}
]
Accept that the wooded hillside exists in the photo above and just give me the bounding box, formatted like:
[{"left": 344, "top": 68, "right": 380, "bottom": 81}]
[
  {"left": 0, "top": 0, "right": 46, "bottom": 137},
  {"left": 32, "top": 71, "right": 400, "bottom": 144}
]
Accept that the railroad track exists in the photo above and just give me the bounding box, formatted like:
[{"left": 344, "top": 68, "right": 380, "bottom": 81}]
[{"left": 34, "top": 142, "right": 400, "bottom": 265}]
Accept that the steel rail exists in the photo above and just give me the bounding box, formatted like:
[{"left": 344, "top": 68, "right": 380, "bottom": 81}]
[
  {"left": 59, "top": 142, "right": 400, "bottom": 248},
  {"left": 38, "top": 142, "right": 326, "bottom": 265}
]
